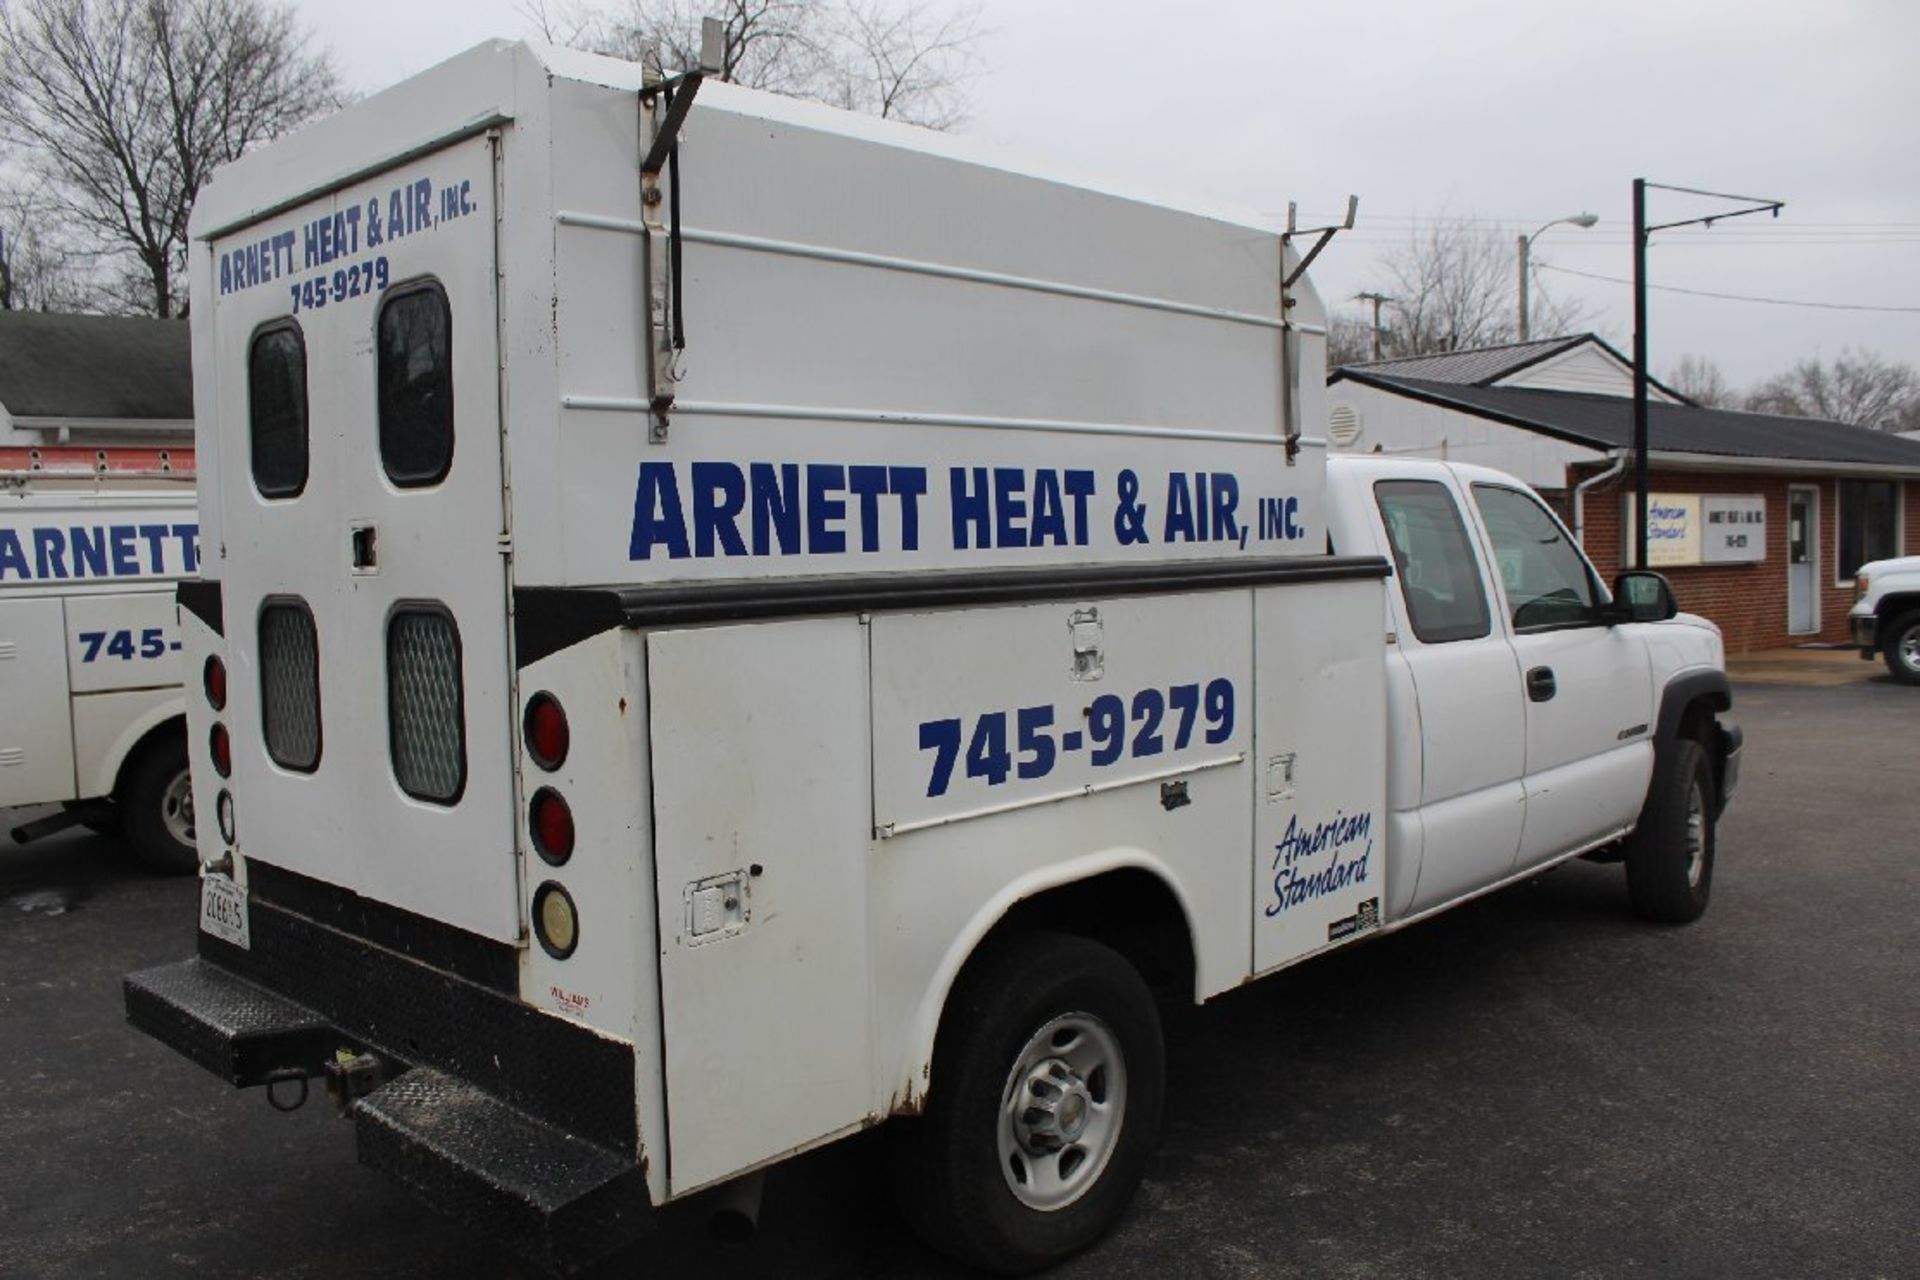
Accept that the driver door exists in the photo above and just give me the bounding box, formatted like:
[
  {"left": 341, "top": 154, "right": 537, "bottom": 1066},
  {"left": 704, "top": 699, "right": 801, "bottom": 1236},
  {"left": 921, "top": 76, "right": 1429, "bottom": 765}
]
[{"left": 1468, "top": 483, "right": 1653, "bottom": 867}]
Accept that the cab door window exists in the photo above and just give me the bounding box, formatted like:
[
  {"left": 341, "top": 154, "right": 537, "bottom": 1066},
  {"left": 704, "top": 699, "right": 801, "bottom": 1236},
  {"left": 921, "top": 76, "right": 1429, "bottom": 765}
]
[
  {"left": 1471, "top": 483, "right": 1601, "bottom": 631},
  {"left": 1374, "top": 480, "right": 1492, "bottom": 643}
]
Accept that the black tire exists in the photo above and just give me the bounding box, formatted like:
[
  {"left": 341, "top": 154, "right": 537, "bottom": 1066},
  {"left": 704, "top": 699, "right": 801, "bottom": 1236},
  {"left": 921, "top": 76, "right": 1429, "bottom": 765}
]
[
  {"left": 1881, "top": 611, "right": 1920, "bottom": 685},
  {"left": 1625, "top": 737, "right": 1715, "bottom": 923},
  {"left": 889, "top": 931, "right": 1164, "bottom": 1275},
  {"left": 117, "top": 733, "right": 198, "bottom": 876}
]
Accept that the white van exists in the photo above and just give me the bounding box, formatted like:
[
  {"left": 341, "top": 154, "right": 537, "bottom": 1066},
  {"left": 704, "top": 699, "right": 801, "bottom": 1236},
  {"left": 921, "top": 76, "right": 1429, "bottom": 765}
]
[{"left": 2, "top": 449, "right": 198, "bottom": 871}]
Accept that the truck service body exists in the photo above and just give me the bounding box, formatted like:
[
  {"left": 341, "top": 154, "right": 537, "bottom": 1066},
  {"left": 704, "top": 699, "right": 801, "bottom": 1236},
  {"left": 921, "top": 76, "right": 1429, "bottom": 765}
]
[
  {"left": 1, "top": 448, "right": 200, "bottom": 871},
  {"left": 125, "top": 40, "right": 1742, "bottom": 1274}
]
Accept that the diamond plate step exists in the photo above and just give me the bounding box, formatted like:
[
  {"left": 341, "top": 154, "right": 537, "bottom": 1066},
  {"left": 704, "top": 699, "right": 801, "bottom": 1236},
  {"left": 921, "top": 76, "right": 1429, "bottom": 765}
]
[
  {"left": 354, "top": 1066, "right": 651, "bottom": 1276},
  {"left": 124, "top": 957, "right": 337, "bottom": 1085}
]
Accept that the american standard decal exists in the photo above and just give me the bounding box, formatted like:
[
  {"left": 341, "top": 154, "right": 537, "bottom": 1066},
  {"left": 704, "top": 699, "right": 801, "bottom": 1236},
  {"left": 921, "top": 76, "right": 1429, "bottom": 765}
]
[{"left": 1265, "top": 809, "right": 1374, "bottom": 920}]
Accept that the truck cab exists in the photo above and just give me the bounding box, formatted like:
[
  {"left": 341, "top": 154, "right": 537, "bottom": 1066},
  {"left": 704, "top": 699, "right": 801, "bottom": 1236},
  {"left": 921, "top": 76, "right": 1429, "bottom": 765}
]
[
  {"left": 1328, "top": 455, "right": 1740, "bottom": 924},
  {"left": 1849, "top": 554, "right": 1920, "bottom": 683}
]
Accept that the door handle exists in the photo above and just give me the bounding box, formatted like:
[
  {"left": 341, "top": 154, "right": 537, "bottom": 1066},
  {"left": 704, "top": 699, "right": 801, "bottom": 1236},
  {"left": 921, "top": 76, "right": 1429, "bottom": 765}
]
[{"left": 1527, "top": 666, "right": 1557, "bottom": 702}]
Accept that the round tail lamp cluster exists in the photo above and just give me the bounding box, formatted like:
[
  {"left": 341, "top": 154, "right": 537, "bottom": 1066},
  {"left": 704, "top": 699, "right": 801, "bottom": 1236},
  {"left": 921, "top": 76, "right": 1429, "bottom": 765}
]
[
  {"left": 205, "top": 654, "right": 232, "bottom": 855},
  {"left": 525, "top": 693, "right": 569, "bottom": 771},
  {"left": 526, "top": 692, "right": 579, "bottom": 958},
  {"left": 532, "top": 882, "right": 579, "bottom": 959}
]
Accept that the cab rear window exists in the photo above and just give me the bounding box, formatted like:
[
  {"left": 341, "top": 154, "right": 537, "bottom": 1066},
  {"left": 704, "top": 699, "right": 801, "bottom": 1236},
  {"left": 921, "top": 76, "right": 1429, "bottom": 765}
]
[
  {"left": 377, "top": 281, "right": 454, "bottom": 487},
  {"left": 248, "top": 322, "right": 309, "bottom": 498}
]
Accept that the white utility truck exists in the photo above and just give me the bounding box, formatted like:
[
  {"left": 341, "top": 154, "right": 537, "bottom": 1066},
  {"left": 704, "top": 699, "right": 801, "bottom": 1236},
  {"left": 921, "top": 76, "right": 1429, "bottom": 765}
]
[
  {"left": 1849, "top": 554, "right": 1920, "bottom": 683},
  {"left": 124, "top": 40, "right": 1742, "bottom": 1275},
  {"left": 2, "top": 446, "right": 199, "bottom": 872}
]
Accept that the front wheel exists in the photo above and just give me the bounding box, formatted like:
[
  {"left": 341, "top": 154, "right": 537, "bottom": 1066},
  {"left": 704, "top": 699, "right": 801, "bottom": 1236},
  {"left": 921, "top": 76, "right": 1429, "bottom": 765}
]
[
  {"left": 1881, "top": 611, "right": 1920, "bottom": 685},
  {"left": 118, "top": 735, "right": 198, "bottom": 876},
  {"left": 890, "top": 932, "right": 1164, "bottom": 1274},
  {"left": 1625, "top": 737, "right": 1715, "bottom": 923}
]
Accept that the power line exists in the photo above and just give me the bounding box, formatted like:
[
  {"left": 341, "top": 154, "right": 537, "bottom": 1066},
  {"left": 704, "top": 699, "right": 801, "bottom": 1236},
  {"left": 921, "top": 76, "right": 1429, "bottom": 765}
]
[{"left": 1534, "top": 262, "right": 1920, "bottom": 313}]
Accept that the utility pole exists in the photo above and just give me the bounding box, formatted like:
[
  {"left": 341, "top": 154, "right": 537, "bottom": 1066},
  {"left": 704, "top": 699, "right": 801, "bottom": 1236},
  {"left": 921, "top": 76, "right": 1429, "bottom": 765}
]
[
  {"left": 1630, "top": 181, "right": 1783, "bottom": 568},
  {"left": 1355, "top": 291, "right": 1393, "bottom": 360},
  {"left": 1517, "top": 213, "right": 1597, "bottom": 342}
]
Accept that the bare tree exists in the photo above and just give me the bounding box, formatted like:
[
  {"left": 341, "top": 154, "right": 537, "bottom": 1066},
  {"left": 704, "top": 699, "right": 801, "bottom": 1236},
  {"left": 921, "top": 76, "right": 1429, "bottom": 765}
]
[
  {"left": 1325, "top": 311, "right": 1375, "bottom": 369},
  {"left": 1745, "top": 348, "right": 1920, "bottom": 431},
  {"left": 541, "top": 0, "right": 983, "bottom": 130},
  {"left": 0, "top": 0, "right": 341, "bottom": 316},
  {"left": 1360, "top": 217, "right": 1591, "bottom": 358},
  {"left": 0, "top": 189, "right": 97, "bottom": 310},
  {"left": 1663, "top": 354, "right": 1732, "bottom": 408}
]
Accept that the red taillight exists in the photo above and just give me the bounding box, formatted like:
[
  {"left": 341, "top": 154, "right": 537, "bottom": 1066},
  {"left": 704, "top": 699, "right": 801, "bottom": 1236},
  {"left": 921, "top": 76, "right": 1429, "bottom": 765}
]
[
  {"left": 209, "top": 723, "right": 232, "bottom": 778},
  {"left": 204, "top": 656, "right": 227, "bottom": 710},
  {"left": 524, "top": 693, "right": 569, "bottom": 771},
  {"left": 531, "top": 787, "right": 574, "bottom": 865}
]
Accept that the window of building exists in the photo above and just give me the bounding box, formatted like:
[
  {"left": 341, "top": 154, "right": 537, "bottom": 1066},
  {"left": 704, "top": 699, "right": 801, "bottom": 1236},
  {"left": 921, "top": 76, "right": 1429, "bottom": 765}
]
[
  {"left": 1374, "top": 480, "right": 1492, "bottom": 643},
  {"left": 1837, "top": 479, "right": 1899, "bottom": 581}
]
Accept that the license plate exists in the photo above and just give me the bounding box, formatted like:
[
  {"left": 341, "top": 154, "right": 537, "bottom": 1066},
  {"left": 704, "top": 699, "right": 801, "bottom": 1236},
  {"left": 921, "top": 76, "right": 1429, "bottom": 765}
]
[{"left": 199, "top": 874, "right": 251, "bottom": 949}]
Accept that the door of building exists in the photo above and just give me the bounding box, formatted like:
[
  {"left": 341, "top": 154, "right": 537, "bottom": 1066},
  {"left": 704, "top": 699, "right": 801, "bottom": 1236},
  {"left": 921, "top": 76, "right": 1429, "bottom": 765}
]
[{"left": 1788, "top": 486, "right": 1818, "bottom": 635}]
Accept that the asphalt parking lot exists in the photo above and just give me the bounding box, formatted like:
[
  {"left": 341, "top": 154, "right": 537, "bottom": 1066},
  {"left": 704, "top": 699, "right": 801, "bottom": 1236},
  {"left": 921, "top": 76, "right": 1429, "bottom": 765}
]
[{"left": 3, "top": 676, "right": 1915, "bottom": 1280}]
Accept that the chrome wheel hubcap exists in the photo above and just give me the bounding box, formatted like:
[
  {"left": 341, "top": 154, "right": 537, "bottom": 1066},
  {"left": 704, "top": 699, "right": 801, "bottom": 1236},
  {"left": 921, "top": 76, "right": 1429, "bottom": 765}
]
[
  {"left": 1684, "top": 780, "right": 1707, "bottom": 888},
  {"left": 1900, "top": 631, "right": 1920, "bottom": 672},
  {"left": 999, "top": 1013, "right": 1126, "bottom": 1212},
  {"left": 161, "top": 770, "right": 195, "bottom": 846}
]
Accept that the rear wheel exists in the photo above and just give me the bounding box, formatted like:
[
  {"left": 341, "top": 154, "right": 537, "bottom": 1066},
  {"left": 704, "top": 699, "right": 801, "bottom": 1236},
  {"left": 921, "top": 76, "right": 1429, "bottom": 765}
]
[
  {"left": 118, "top": 734, "right": 198, "bottom": 876},
  {"left": 890, "top": 932, "right": 1164, "bottom": 1274},
  {"left": 1625, "top": 737, "right": 1714, "bottom": 923},
  {"left": 1881, "top": 611, "right": 1920, "bottom": 685}
]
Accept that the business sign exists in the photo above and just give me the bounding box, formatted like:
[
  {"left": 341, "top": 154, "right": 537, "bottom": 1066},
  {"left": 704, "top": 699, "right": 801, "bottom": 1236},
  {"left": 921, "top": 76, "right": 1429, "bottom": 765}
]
[
  {"left": 1625, "top": 493, "right": 1701, "bottom": 567},
  {"left": 1623, "top": 492, "right": 1765, "bottom": 567},
  {"left": 1701, "top": 495, "right": 1766, "bottom": 563}
]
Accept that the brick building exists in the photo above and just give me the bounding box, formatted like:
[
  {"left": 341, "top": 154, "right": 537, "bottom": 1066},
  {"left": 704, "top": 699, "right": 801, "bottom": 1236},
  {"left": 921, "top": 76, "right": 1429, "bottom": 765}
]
[{"left": 1327, "top": 336, "right": 1920, "bottom": 653}]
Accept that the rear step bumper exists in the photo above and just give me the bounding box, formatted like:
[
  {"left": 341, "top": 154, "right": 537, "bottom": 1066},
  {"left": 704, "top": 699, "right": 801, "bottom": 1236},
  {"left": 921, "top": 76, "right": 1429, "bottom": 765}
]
[{"left": 125, "top": 958, "right": 650, "bottom": 1275}]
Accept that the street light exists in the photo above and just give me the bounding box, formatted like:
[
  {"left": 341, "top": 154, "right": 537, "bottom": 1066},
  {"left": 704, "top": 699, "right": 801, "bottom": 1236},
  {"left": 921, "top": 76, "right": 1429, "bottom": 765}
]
[{"left": 1516, "top": 213, "right": 1598, "bottom": 341}]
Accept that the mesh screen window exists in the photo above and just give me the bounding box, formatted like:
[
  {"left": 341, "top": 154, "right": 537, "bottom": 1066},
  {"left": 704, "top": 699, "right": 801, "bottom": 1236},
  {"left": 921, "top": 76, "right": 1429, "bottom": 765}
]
[
  {"left": 259, "top": 600, "right": 322, "bottom": 771},
  {"left": 388, "top": 606, "right": 467, "bottom": 804}
]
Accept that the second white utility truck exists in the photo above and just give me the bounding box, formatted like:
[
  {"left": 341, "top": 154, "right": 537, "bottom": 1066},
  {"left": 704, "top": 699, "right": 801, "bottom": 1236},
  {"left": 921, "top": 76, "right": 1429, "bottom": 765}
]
[{"left": 125, "top": 39, "right": 1741, "bottom": 1275}]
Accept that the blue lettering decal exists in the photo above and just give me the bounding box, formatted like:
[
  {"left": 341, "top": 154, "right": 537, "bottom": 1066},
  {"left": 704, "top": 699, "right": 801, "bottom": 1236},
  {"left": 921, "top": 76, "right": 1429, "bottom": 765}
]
[
  {"left": 1030, "top": 470, "right": 1067, "bottom": 546},
  {"left": 628, "top": 463, "right": 690, "bottom": 560},
  {"left": 806, "top": 463, "right": 847, "bottom": 555},
  {"left": 993, "top": 467, "right": 1028, "bottom": 549},
  {"left": 950, "top": 467, "right": 991, "bottom": 549},
  {"left": 173, "top": 524, "right": 199, "bottom": 573},
  {"left": 1265, "top": 810, "right": 1374, "bottom": 917},
  {"left": 847, "top": 465, "right": 889, "bottom": 553},
  {"left": 110, "top": 525, "right": 138, "bottom": 575},
  {"left": 1065, "top": 470, "right": 1095, "bottom": 545},
  {"left": 690, "top": 462, "right": 747, "bottom": 557},
  {"left": 1164, "top": 472, "right": 1197, "bottom": 542},
  {"left": 750, "top": 463, "right": 801, "bottom": 556},
  {"left": 0, "top": 529, "right": 28, "bottom": 580},
  {"left": 33, "top": 527, "right": 68, "bottom": 579},
  {"left": 70, "top": 526, "right": 106, "bottom": 578},
  {"left": 1210, "top": 471, "right": 1240, "bottom": 542},
  {"left": 137, "top": 525, "right": 170, "bottom": 573},
  {"left": 890, "top": 466, "right": 927, "bottom": 551}
]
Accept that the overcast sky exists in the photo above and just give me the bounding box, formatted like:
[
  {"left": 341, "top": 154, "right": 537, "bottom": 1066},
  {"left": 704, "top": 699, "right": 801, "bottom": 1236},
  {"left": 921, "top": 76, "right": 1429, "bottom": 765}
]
[{"left": 293, "top": 0, "right": 1919, "bottom": 390}]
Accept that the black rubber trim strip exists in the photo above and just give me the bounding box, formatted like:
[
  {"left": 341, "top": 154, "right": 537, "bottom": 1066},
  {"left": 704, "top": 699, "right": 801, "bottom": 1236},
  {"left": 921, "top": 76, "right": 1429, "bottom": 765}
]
[
  {"left": 244, "top": 860, "right": 517, "bottom": 995},
  {"left": 516, "top": 556, "right": 1390, "bottom": 662},
  {"left": 177, "top": 578, "right": 223, "bottom": 637}
]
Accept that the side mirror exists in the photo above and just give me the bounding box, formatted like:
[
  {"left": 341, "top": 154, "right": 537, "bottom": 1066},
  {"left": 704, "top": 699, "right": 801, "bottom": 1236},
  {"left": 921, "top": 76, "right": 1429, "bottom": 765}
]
[{"left": 1610, "top": 570, "right": 1677, "bottom": 624}]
